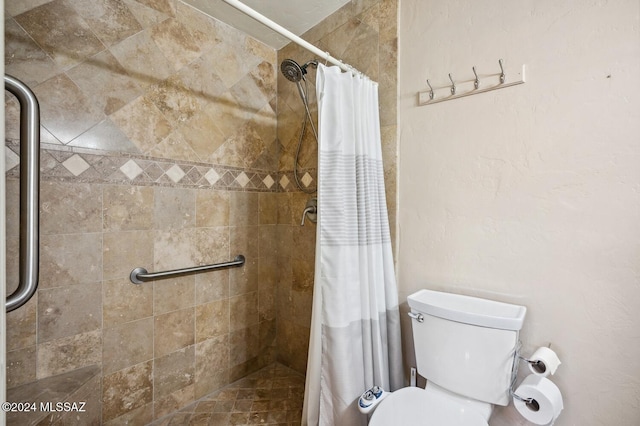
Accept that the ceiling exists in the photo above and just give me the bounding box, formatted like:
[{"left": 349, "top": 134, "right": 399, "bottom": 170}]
[{"left": 183, "top": 0, "right": 351, "bottom": 49}]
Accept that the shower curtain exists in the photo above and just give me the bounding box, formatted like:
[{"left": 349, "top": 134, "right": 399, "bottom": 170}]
[{"left": 302, "top": 64, "right": 403, "bottom": 426}]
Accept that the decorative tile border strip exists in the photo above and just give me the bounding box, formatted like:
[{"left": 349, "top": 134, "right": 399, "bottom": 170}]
[{"left": 5, "top": 141, "right": 317, "bottom": 193}]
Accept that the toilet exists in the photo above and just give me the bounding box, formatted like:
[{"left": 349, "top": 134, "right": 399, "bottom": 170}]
[{"left": 369, "top": 289, "right": 527, "bottom": 426}]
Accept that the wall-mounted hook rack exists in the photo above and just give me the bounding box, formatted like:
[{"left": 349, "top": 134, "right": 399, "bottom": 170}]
[{"left": 418, "top": 60, "right": 526, "bottom": 106}]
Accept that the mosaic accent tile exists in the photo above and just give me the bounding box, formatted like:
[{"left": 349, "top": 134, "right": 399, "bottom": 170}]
[
  {"left": 165, "top": 164, "right": 186, "bottom": 183},
  {"left": 119, "top": 159, "right": 144, "bottom": 180},
  {"left": 62, "top": 154, "right": 90, "bottom": 176},
  {"left": 5, "top": 146, "right": 19, "bottom": 171},
  {"left": 5, "top": 144, "right": 286, "bottom": 193},
  {"left": 301, "top": 172, "right": 313, "bottom": 188},
  {"left": 236, "top": 171, "right": 250, "bottom": 188},
  {"left": 263, "top": 174, "right": 275, "bottom": 189},
  {"left": 279, "top": 175, "right": 290, "bottom": 190},
  {"left": 204, "top": 168, "right": 220, "bottom": 185}
]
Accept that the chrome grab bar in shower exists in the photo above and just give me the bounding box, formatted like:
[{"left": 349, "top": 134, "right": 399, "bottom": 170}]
[
  {"left": 130, "top": 255, "right": 246, "bottom": 284},
  {"left": 4, "top": 74, "right": 41, "bottom": 312}
]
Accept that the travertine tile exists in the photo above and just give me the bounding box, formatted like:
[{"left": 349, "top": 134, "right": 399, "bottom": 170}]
[
  {"left": 5, "top": 295, "right": 37, "bottom": 351},
  {"left": 195, "top": 189, "right": 229, "bottom": 227},
  {"left": 229, "top": 292, "right": 259, "bottom": 332},
  {"left": 40, "top": 182, "right": 102, "bottom": 235},
  {"left": 229, "top": 325, "right": 260, "bottom": 367},
  {"left": 154, "top": 186, "right": 195, "bottom": 229},
  {"left": 154, "top": 346, "right": 195, "bottom": 399},
  {"left": 108, "top": 29, "right": 174, "bottom": 90},
  {"left": 34, "top": 74, "right": 105, "bottom": 144},
  {"left": 70, "top": 0, "right": 142, "bottom": 47},
  {"left": 103, "top": 230, "right": 154, "bottom": 280},
  {"left": 109, "top": 94, "right": 173, "bottom": 153},
  {"left": 134, "top": 0, "right": 175, "bottom": 17},
  {"left": 195, "top": 269, "right": 229, "bottom": 304},
  {"left": 40, "top": 233, "right": 102, "bottom": 288},
  {"left": 230, "top": 191, "right": 259, "bottom": 226},
  {"left": 151, "top": 17, "right": 206, "bottom": 71},
  {"left": 103, "top": 185, "right": 154, "bottom": 231},
  {"left": 195, "top": 299, "right": 229, "bottom": 342},
  {"left": 37, "top": 329, "right": 102, "bottom": 377},
  {"left": 37, "top": 283, "right": 102, "bottom": 343},
  {"left": 6, "top": 346, "right": 37, "bottom": 388},
  {"left": 67, "top": 49, "right": 143, "bottom": 116},
  {"left": 102, "top": 360, "right": 153, "bottom": 422},
  {"left": 154, "top": 308, "right": 195, "bottom": 357},
  {"left": 153, "top": 275, "right": 195, "bottom": 315},
  {"left": 103, "top": 317, "right": 153, "bottom": 374},
  {"left": 4, "top": 18, "right": 60, "bottom": 86},
  {"left": 14, "top": 0, "right": 105, "bottom": 69},
  {"left": 195, "top": 334, "right": 229, "bottom": 398},
  {"left": 103, "top": 277, "right": 153, "bottom": 326}
]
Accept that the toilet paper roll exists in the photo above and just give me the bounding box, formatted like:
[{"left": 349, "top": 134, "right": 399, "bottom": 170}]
[
  {"left": 514, "top": 375, "right": 564, "bottom": 425},
  {"left": 528, "top": 346, "right": 561, "bottom": 377}
]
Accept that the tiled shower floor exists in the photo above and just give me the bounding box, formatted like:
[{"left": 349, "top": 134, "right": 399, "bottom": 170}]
[{"left": 148, "top": 363, "right": 305, "bottom": 426}]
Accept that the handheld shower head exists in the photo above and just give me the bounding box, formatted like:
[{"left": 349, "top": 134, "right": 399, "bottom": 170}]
[
  {"left": 281, "top": 59, "right": 304, "bottom": 82},
  {"left": 280, "top": 59, "right": 318, "bottom": 83}
]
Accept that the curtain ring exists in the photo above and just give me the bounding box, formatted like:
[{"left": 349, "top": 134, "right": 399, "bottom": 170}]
[{"left": 448, "top": 73, "right": 456, "bottom": 95}]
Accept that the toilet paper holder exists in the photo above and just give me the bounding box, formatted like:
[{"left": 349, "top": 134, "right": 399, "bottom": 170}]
[
  {"left": 518, "top": 353, "right": 546, "bottom": 375},
  {"left": 510, "top": 342, "right": 554, "bottom": 411},
  {"left": 510, "top": 388, "right": 540, "bottom": 412}
]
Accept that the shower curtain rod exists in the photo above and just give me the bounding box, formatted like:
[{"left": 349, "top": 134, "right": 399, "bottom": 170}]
[{"left": 222, "top": 0, "right": 367, "bottom": 78}]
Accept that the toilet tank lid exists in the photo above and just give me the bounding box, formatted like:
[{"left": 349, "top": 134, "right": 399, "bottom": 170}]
[{"left": 408, "top": 289, "right": 527, "bottom": 331}]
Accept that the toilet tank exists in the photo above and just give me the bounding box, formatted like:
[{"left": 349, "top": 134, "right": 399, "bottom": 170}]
[{"left": 408, "top": 289, "right": 526, "bottom": 406}]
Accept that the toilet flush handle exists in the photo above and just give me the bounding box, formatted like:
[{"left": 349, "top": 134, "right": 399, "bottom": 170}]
[{"left": 408, "top": 312, "right": 424, "bottom": 323}]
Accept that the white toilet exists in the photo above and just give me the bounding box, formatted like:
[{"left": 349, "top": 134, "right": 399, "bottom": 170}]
[{"left": 369, "top": 289, "right": 527, "bottom": 426}]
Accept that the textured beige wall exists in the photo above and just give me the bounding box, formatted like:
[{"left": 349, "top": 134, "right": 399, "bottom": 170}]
[{"left": 399, "top": 1, "right": 640, "bottom": 425}]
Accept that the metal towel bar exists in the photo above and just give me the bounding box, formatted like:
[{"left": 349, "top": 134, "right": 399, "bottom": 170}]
[
  {"left": 5, "top": 74, "right": 40, "bottom": 312},
  {"left": 130, "top": 255, "right": 246, "bottom": 284}
]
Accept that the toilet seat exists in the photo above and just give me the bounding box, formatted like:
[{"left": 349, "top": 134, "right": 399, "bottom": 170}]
[{"left": 368, "top": 387, "right": 488, "bottom": 426}]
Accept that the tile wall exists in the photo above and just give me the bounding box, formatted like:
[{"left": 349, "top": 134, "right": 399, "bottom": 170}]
[{"left": 4, "top": 0, "right": 397, "bottom": 423}]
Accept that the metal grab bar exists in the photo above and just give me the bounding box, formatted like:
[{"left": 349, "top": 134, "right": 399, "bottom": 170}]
[
  {"left": 5, "top": 75, "right": 40, "bottom": 312},
  {"left": 130, "top": 255, "right": 246, "bottom": 284}
]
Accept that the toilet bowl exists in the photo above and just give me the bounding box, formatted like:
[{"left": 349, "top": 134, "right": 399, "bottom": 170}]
[{"left": 368, "top": 385, "right": 489, "bottom": 426}]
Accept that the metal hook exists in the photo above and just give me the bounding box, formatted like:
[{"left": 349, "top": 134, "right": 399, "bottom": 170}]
[
  {"left": 498, "top": 59, "right": 505, "bottom": 84},
  {"left": 448, "top": 73, "right": 456, "bottom": 95},
  {"left": 472, "top": 66, "right": 480, "bottom": 89},
  {"left": 426, "top": 79, "right": 434, "bottom": 100}
]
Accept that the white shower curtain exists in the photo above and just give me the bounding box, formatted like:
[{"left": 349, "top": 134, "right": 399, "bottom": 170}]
[{"left": 302, "top": 64, "right": 403, "bottom": 426}]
